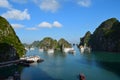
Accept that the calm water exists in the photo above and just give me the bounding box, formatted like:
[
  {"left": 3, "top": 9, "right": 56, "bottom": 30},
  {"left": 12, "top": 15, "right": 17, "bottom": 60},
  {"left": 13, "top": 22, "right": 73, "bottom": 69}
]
[{"left": 0, "top": 46, "right": 120, "bottom": 80}]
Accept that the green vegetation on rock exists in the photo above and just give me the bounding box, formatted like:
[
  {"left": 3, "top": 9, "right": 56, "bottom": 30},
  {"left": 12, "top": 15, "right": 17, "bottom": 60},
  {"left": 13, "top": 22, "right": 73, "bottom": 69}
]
[
  {"left": 79, "top": 31, "right": 91, "bottom": 46},
  {"left": 37, "top": 37, "right": 71, "bottom": 51},
  {"left": 58, "top": 38, "right": 72, "bottom": 50},
  {"left": 0, "top": 16, "right": 25, "bottom": 62},
  {"left": 30, "top": 41, "right": 40, "bottom": 47},
  {"left": 39, "top": 37, "right": 55, "bottom": 50},
  {"left": 79, "top": 18, "right": 120, "bottom": 52}
]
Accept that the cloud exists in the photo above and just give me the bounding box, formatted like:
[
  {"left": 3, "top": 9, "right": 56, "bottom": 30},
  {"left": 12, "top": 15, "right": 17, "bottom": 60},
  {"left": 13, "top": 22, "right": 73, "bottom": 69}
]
[
  {"left": 11, "top": 24, "right": 39, "bottom": 30},
  {"left": 38, "top": 22, "right": 52, "bottom": 28},
  {"left": 11, "top": 24, "right": 25, "bottom": 29},
  {"left": 53, "top": 21, "right": 62, "bottom": 27},
  {"left": 34, "top": 0, "right": 60, "bottom": 13},
  {"left": 77, "top": 0, "right": 91, "bottom": 7},
  {"left": 1, "top": 9, "right": 30, "bottom": 20},
  {"left": 11, "top": 0, "right": 28, "bottom": 4},
  {"left": 26, "top": 27, "right": 38, "bottom": 30},
  {"left": 38, "top": 21, "right": 62, "bottom": 28},
  {"left": 0, "top": 0, "right": 12, "bottom": 9}
]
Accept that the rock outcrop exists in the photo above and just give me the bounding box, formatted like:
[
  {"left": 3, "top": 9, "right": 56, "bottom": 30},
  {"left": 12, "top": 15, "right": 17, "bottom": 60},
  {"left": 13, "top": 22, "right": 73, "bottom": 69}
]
[
  {"left": 79, "top": 18, "right": 120, "bottom": 52},
  {"left": 38, "top": 37, "right": 71, "bottom": 51},
  {"left": 79, "top": 31, "right": 91, "bottom": 47},
  {"left": 0, "top": 16, "right": 25, "bottom": 62}
]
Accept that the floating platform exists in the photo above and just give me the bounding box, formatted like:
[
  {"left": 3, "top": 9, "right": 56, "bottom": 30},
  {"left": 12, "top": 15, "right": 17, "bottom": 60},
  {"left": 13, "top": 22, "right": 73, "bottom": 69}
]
[{"left": 0, "top": 56, "right": 44, "bottom": 68}]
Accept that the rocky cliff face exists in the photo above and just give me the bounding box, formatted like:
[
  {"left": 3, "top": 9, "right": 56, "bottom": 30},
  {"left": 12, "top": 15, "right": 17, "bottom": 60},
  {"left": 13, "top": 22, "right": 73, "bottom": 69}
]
[
  {"left": 79, "top": 18, "right": 120, "bottom": 52},
  {"left": 0, "top": 43, "right": 17, "bottom": 62},
  {"left": 79, "top": 31, "right": 91, "bottom": 46},
  {"left": 39, "top": 37, "right": 56, "bottom": 50},
  {"left": 58, "top": 38, "right": 71, "bottom": 48},
  {"left": 0, "top": 16, "right": 25, "bottom": 62},
  {"left": 58, "top": 38, "right": 72, "bottom": 51}
]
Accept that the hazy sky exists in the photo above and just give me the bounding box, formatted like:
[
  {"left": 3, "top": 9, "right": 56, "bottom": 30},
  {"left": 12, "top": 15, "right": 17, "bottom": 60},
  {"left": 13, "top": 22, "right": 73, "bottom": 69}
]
[{"left": 0, "top": 0, "right": 120, "bottom": 43}]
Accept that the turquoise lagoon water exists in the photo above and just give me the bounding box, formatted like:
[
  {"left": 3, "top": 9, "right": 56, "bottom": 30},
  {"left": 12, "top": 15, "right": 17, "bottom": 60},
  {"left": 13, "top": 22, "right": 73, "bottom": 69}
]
[{"left": 0, "top": 46, "right": 120, "bottom": 80}]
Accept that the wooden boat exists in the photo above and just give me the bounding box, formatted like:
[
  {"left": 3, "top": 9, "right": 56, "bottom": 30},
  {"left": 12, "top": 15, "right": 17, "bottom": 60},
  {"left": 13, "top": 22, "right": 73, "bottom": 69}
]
[
  {"left": 63, "top": 48, "right": 75, "bottom": 53},
  {"left": 79, "top": 73, "right": 86, "bottom": 80},
  {"left": 47, "top": 49, "right": 54, "bottom": 53}
]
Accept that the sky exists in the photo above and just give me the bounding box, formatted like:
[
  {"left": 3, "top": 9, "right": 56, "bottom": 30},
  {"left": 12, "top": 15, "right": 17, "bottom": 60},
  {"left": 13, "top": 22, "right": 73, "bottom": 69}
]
[{"left": 0, "top": 0, "right": 120, "bottom": 44}]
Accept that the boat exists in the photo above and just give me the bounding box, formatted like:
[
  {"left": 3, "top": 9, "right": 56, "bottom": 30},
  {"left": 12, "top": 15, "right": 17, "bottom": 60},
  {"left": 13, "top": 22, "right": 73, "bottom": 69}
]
[
  {"left": 20, "top": 56, "right": 41, "bottom": 63},
  {"left": 63, "top": 48, "right": 70, "bottom": 53},
  {"left": 26, "top": 56, "right": 40, "bottom": 62},
  {"left": 25, "top": 47, "right": 29, "bottom": 51},
  {"left": 63, "top": 48, "right": 75, "bottom": 53},
  {"left": 69, "top": 50, "right": 76, "bottom": 54},
  {"left": 39, "top": 48, "right": 44, "bottom": 52},
  {"left": 80, "top": 46, "right": 84, "bottom": 53},
  {"left": 80, "top": 44, "right": 91, "bottom": 53},
  {"left": 79, "top": 73, "right": 86, "bottom": 80},
  {"left": 30, "top": 47, "right": 35, "bottom": 50},
  {"left": 47, "top": 49, "right": 54, "bottom": 54}
]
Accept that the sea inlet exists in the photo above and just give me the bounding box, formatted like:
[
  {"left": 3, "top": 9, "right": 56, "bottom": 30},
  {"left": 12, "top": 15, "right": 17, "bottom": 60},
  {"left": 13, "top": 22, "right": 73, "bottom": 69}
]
[{"left": 0, "top": 46, "right": 120, "bottom": 80}]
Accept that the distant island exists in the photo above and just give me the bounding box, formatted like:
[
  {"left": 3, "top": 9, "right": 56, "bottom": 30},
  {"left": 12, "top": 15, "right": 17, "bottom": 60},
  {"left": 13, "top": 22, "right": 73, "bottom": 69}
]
[
  {"left": 0, "top": 16, "right": 25, "bottom": 62},
  {"left": 29, "top": 37, "right": 72, "bottom": 52},
  {"left": 79, "top": 18, "right": 120, "bottom": 52}
]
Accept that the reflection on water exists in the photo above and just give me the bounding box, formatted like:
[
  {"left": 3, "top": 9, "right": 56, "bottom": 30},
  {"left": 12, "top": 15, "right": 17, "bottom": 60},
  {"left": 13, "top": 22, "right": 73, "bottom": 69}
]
[
  {"left": 0, "top": 65, "right": 23, "bottom": 79},
  {"left": 0, "top": 46, "right": 120, "bottom": 80}
]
